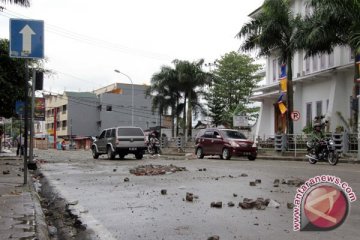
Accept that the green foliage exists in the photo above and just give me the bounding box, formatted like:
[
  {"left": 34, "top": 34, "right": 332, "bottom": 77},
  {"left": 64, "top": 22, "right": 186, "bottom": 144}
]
[
  {"left": 206, "top": 51, "right": 262, "bottom": 127},
  {"left": 0, "top": 38, "right": 47, "bottom": 118},
  {"left": 302, "top": 124, "right": 313, "bottom": 134}
]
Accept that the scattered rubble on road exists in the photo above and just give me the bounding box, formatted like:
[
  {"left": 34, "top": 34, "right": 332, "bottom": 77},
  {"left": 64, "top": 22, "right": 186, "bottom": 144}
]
[
  {"left": 129, "top": 164, "right": 186, "bottom": 176},
  {"left": 2, "top": 170, "right": 10, "bottom": 174},
  {"left": 161, "top": 189, "right": 167, "bottom": 195},
  {"left": 240, "top": 173, "right": 248, "bottom": 177},
  {"left": 124, "top": 177, "right": 130, "bottom": 182}
]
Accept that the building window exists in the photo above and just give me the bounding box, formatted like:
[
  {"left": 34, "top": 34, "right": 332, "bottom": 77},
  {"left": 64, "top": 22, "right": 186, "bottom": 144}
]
[
  {"left": 56, "top": 121, "right": 60, "bottom": 130},
  {"left": 62, "top": 105, "right": 67, "bottom": 113},
  {"left": 312, "top": 55, "right": 318, "bottom": 72},
  {"left": 316, "top": 101, "right": 322, "bottom": 117},
  {"left": 106, "top": 105, "right": 112, "bottom": 111},
  {"left": 306, "top": 102, "right": 312, "bottom": 126},
  {"left": 320, "top": 54, "right": 326, "bottom": 69},
  {"left": 62, "top": 120, "right": 67, "bottom": 130}
]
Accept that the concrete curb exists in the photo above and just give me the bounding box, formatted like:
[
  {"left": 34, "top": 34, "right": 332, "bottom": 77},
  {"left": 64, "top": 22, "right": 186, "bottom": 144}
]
[{"left": 31, "top": 187, "right": 50, "bottom": 240}]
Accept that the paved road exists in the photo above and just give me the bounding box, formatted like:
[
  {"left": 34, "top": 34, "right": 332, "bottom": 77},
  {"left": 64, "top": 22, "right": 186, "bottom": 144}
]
[{"left": 36, "top": 149, "right": 360, "bottom": 240}]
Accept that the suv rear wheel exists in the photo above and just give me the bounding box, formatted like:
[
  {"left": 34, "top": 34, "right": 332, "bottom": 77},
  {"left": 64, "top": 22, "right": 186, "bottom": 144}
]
[
  {"left": 107, "top": 146, "right": 116, "bottom": 160},
  {"left": 222, "top": 148, "right": 231, "bottom": 160},
  {"left": 92, "top": 147, "right": 99, "bottom": 159},
  {"left": 196, "top": 147, "right": 204, "bottom": 159}
]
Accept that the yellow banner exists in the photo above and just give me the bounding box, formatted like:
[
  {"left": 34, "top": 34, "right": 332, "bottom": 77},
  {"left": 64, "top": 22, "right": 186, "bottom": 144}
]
[
  {"left": 278, "top": 102, "right": 287, "bottom": 114},
  {"left": 280, "top": 78, "right": 287, "bottom": 92}
]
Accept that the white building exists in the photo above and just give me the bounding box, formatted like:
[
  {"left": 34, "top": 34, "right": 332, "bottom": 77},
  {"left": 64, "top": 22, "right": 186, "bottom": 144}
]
[{"left": 250, "top": 0, "right": 355, "bottom": 138}]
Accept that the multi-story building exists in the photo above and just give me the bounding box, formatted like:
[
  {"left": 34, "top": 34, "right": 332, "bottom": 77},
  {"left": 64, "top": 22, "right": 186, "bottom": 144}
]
[
  {"left": 44, "top": 83, "right": 160, "bottom": 140},
  {"left": 250, "top": 0, "right": 355, "bottom": 138}
]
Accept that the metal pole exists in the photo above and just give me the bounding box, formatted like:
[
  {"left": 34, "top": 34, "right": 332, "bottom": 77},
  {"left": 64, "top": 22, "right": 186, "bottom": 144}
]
[
  {"left": 23, "top": 60, "right": 29, "bottom": 185},
  {"left": 358, "top": 95, "right": 360, "bottom": 160},
  {"left": 29, "top": 70, "right": 35, "bottom": 164},
  {"left": 131, "top": 84, "right": 134, "bottom": 126}
]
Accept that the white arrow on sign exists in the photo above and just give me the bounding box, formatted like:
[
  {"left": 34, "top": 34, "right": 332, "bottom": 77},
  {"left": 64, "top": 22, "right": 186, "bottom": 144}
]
[{"left": 19, "top": 24, "right": 35, "bottom": 54}]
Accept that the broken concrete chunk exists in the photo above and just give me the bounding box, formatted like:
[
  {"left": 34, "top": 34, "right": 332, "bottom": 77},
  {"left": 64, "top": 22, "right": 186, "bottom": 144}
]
[
  {"left": 286, "top": 178, "right": 305, "bottom": 187},
  {"left": 227, "top": 201, "right": 235, "bottom": 207},
  {"left": 210, "top": 201, "right": 222, "bottom": 208},
  {"left": 267, "top": 199, "right": 280, "bottom": 208},
  {"left": 3, "top": 170, "right": 10, "bottom": 175},
  {"left": 130, "top": 164, "right": 186, "bottom": 176},
  {"left": 240, "top": 173, "right": 248, "bottom": 177},
  {"left": 287, "top": 203, "right": 294, "bottom": 209},
  {"left": 249, "top": 181, "right": 256, "bottom": 186},
  {"left": 186, "top": 192, "right": 194, "bottom": 202},
  {"left": 161, "top": 189, "right": 167, "bottom": 195},
  {"left": 208, "top": 236, "right": 220, "bottom": 240},
  {"left": 233, "top": 193, "right": 238, "bottom": 197},
  {"left": 273, "top": 179, "right": 280, "bottom": 187},
  {"left": 255, "top": 179, "right": 261, "bottom": 184},
  {"left": 124, "top": 177, "right": 130, "bottom": 182}
]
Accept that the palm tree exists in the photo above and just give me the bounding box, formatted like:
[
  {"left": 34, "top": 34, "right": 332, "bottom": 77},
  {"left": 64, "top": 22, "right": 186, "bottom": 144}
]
[
  {"left": 301, "top": 0, "right": 360, "bottom": 132},
  {"left": 236, "top": 0, "right": 301, "bottom": 135},
  {"left": 0, "top": 0, "right": 30, "bottom": 7},
  {"left": 174, "top": 59, "right": 210, "bottom": 137},
  {"left": 145, "top": 65, "right": 182, "bottom": 137}
]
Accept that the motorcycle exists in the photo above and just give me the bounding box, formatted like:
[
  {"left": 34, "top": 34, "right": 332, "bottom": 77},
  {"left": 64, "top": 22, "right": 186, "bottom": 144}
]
[
  {"left": 147, "top": 136, "right": 160, "bottom": 155},
  {"left": 306, "top": 134, "right": 339, "bottom": 165},
  {"left": 305, "top": 116, "right": 339, "bottom": 165}
]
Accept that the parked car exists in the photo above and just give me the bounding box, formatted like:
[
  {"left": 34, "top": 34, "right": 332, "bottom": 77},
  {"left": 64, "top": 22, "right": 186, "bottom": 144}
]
[
  {"left": 195, "top": 128, "right": 257, "bottom": 160},
  {"left": 91, "top": 126, "right": 147, "bottom": 160}
]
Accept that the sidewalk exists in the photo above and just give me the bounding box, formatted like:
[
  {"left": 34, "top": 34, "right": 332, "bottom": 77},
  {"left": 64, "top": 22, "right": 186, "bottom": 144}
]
[{"left": 0, "top": 150, "right": 48, "bottom": 240}]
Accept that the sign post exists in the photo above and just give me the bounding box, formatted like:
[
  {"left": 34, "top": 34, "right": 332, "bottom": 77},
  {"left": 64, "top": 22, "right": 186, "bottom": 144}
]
[{"left": 10, "top": 18, "right": 44, "bottom": 184}]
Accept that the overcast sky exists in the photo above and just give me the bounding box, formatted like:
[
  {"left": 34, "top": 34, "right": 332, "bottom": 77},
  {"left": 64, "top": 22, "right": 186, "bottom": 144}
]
[{"left": 0, "top": 0, "right": 264, "bottom": 93}]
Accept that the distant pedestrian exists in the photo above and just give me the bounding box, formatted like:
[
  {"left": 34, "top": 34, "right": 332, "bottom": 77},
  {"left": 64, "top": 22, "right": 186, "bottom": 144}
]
[
  {"left": 61, "top": 139, "right": 66, "bottom": 150},
  {"left": 16, "top": 134, "right": 24, "bottom": 156}
]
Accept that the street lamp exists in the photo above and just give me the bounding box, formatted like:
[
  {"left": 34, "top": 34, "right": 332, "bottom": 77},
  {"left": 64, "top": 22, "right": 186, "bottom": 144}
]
[{"left": 114, "top": 69, "right": 134, "bottom": 126}]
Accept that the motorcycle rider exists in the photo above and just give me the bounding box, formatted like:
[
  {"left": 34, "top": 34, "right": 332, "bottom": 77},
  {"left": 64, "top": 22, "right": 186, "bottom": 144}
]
[{"left": 311, "top": 118, "right": 325, "bottom": 159}]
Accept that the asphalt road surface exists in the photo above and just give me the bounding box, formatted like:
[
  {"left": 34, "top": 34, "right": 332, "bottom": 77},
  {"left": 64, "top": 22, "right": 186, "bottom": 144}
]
[{"left": 35, "top": 149, "right": 360, "bottom": 240}]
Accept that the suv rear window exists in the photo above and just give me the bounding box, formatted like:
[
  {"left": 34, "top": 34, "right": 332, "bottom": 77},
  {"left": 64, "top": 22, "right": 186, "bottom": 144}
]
[
  {"left": 221, "top": 130, "right": 246, "bottom": 139},
  {"left": 117, "top": 128, "right": 144, "bottom": 136}
]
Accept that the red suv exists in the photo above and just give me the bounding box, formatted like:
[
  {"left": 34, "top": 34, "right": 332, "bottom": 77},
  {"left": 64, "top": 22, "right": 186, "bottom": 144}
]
[{"left": 195, "top": 128, "right": 257, "bottom": 160}]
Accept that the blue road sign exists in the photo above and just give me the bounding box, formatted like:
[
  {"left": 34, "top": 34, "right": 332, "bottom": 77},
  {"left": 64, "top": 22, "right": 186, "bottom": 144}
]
[{"left": 10, "top": 19, "right": 44, "bottom": 59}]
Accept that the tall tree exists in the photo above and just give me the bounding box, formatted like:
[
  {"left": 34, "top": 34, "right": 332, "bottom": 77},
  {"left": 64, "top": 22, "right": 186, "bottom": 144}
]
[
  {"left": 0, "top": 0, "right": 30, "bottom": 7},
  {"left": 300, "top": 0, "right": 360, "bottom": 132},
  {"left": 207, "top": 51, "right": 262, "bottom": 127},
  {"left": 237, "top": 0, "right": 301, "bottom": 134}
]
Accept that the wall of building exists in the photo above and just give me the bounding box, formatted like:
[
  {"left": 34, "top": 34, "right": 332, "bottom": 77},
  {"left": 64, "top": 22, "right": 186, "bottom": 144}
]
[
  {"left": 68, "top": 96, "right": 99, "bottom": 137},
  {"left": 97, "top": 84, "right": 159, "bottom": 132}
]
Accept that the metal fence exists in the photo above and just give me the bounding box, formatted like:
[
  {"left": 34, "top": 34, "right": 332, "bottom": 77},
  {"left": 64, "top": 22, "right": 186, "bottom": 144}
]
[{"left": 255, "top": 132, "right": 358, "bottom": 156}]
